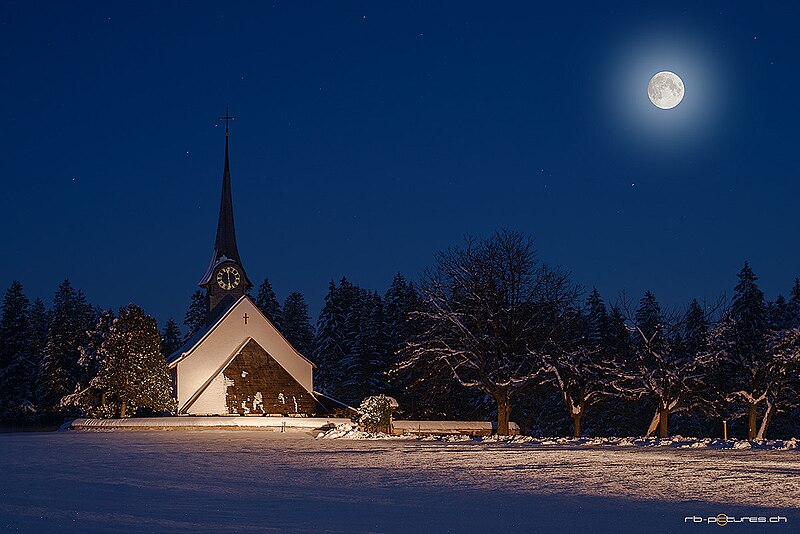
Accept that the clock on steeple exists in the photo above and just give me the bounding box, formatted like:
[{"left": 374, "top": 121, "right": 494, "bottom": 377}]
[{"left": 198, "top": 108, "right": 252, "bottom": 321}]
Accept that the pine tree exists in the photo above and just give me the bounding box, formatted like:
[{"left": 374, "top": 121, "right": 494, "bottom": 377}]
[
  {"left": 62, "top": 309, "right": 115, "bottom": 414},
  {"left": 681, "top": 299, "right": 709, "bottom": 357},
  {"left": 183, "top": 290, "right": 207, "bottom": 340},
  {"left": 634, "top": 291, "right": 663, "bottom": 350},
  {"left": 768, "top": 295, "right": 792, "bottom": 331},
  {"left": 702, "top": 262, "right": 773, "bottom": 439},
  {"left": 585, "top": 288, "right": 609, "bottom": 348},
  {"left": 37, "top": 280, "right": 95, "bottom": 411},
  {"left": 161, "top": 317, "right": 183, "bottom": 357},
  {"left": 788, "top": 278, "right": 800, "bottom": 327},
  {"left": 383, "top": 273, "right": 420, "bottom": 399},
  {"left": 281, "top": 292, "right": 314, "bottom": 356},
  {"left": 0, "top": 281, "right": 35, "bottom": 418},
  {"left": 342, "top": 292, "right": 390, "bottom": 404},
  {"left": 605, "top": 304, "right": 629, "bottom": 353},
  {"left": 92, "top": 304, "right": 176, "bottom": 418},
  {"left": 313, "top": 281, "right": 347, "bottom": 395},
  {"left": 254, "top": 277, "right": 282, "bottom": 329},
  {"left": 28, "top": 297, "right": 49, "bottom": 393}
]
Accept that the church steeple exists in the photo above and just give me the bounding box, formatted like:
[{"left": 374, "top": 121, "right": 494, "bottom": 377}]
[
  {"left": 199, "top": 109, "right": 252, "bottom": 319},
  {"left": 211, "top": 133, "right": 245, "bottom": 268}
]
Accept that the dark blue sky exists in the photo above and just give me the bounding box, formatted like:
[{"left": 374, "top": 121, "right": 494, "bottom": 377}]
[{"left": 1, "top": 2, "right": 798, "bottom": 327}]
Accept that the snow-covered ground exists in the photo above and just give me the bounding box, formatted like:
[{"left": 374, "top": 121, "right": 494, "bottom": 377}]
[{"left": 0, "top": 430, "right": 797, "bottom": 533}]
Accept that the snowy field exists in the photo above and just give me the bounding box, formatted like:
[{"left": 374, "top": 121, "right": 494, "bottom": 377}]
[{"left": 0, "top": 430, "right": 798, "bottom": 533}]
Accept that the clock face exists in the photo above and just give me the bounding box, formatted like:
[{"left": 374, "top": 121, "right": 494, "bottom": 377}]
[{"left": 216, "top": 266, "right": 241, "bottom": 291}]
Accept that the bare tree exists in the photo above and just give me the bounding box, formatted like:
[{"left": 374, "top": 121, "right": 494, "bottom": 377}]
[
  {"left": 397, "top": 230, "right": 578, "bottom": 435},
  {"left": 701, "top": 318, "right": 800, "bottom": 439},
  {"left": 544, "top": 307, "right": 620, "bottom": 437},
  {"left": 619, "top": 295, "right": 717, "bottom": 438}
]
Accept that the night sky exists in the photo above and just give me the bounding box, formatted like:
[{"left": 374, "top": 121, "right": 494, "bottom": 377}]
[{"left": 2, "top": 2, "right": 798, "bottom": 327}]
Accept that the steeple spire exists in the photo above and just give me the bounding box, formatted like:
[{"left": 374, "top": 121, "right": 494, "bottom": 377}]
[{"left": 198, "top": 109, "right": 252, "bottom": 290}]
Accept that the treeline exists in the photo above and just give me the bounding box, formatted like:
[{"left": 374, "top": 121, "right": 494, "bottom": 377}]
[
  {"left": 0, "top": 280, "right": 175, "bottom": 423},
  {"left": 276, "top": 231, "right": 800, "bottom": 440},
  {"left": 2, "top": 229, "right": 799, "bottom": 439}
]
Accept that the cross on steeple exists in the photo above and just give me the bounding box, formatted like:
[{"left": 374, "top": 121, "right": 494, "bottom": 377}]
[{"left": 219, "top": 106, "right": 235, "bottom": 137}]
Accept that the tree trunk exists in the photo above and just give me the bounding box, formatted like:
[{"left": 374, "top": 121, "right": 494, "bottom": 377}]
[
  {"left": 494, "top": 388, "right": 511, "bottom": 436},
  {"left": 572, "top": 413, "right": 581, "bottom": 437},
  {"left": 120, "top": 400, "right": 127, "bottom": 419},
  {"left": 747, "top": 402, "right": 757, "bottom": 440},
  {"left": 645, "top": 408, "right": 660, "bottom": 437},
  {"left": 756, "top": 400, "right": 774, "bottom": 440},
  {"left": 658, "top": 406, "right": 669, "bottom": 438}
]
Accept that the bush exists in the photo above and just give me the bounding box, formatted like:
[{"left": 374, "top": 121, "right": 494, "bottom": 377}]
[{"left": 355, "top": 395, "right": 396, "bottom": 432}]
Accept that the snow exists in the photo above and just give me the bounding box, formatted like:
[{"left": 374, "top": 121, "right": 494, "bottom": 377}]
[
  {"left": 0, "top": 430, "right": 797, "bottom": 533},
  {"left": 319, "top": 424, "right": 800, "bottom": 450}
]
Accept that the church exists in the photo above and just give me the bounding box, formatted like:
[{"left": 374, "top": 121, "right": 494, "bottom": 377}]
[{"left": 167, "top": 115, "right": 347, "bottom": 417}]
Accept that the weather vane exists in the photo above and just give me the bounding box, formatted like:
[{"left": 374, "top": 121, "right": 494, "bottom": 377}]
[{"left": 219, "top": 106, "right": 235, "bottom": 136}]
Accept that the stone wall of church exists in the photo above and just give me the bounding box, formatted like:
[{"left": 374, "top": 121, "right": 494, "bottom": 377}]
[{"left": 223, "top": 339, "right": 320, "bottom": 415}]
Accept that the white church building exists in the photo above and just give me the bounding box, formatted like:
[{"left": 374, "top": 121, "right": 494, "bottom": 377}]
[{"left": 167, "top": 117, "right": 347, "bottom": 417}]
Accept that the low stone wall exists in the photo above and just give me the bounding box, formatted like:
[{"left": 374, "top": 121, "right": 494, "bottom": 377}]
[
  {"left": 392, "top": 420, "right": 520, "bottom": 436},
  {"left": 70, "top": 416, "right": 352, "bottom": 432}
]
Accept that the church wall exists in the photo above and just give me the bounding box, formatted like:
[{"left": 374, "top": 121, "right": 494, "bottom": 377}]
[{"left": 175, "top": 297, "right": 314, "bottom": 413}]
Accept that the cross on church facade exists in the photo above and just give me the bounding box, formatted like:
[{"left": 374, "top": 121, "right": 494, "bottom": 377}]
[
  {"left": 243, "top": 313, "right": 249, "bottom": 325},
  {"left": 219, "top": 107, "right": 235, "bottom": 136}
]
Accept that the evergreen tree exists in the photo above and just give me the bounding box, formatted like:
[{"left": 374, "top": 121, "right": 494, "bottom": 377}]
[
  {"left": 681, "top": 299, "right": 709, "bottom": 357},
  {"left": 313, "top": 277, "right": 368, "bottom": 402},
  {"left": 62, "top": 309, "right": 116, "bottom": 414},
  {"left": 342, "top": 292, "right": 390, "bottom": 404},
  {"left": 281, "top": 292, "right": 314, "bottom": 356},
  {"left": 183, "top": 290, "right": 207, "bottom": 340},
  {"left": 585, "top": 288, "right": 609, "bottom": 348},
  {"left": 37, "top": 280, "right": 95, "bottom": 411},
  {"left": 254, "top": 277, "right": 282, "bottom": 329},
  {"left": 767, "top": 295, "right": 792, "bottom": 331},
  {"left": 788, "top": 278, "right": 800, "bottom": 327},
  {"left": 313, "top": 281, "right": 347, "bottom": 395},
  {"left": 383, "top": 273, "right": 420, "bottom": 399},
  {"left": 0, "top": 281, "right": 35, "bottom": 417},
  {"left": 702, "top": 262, "right": 773, "bottom": 438},
  {"left": 28, "top": 297, "right": 49, "bottom": 387},
  {"left": 161, "top": 317, "right": 183, "bottom": 357},
  {"left": 634, "top": 290, "right": 663, "bottom": 350},
  {"left": 92, "top": 304, "right": 176, "bottom": 418}
]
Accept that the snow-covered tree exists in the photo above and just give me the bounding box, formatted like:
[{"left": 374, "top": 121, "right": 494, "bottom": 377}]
[
  {"left": 62, "top": 309, "right": 115, "bottom": 414},
  {"left": 700, "top": 263, "right": 775, "bottom": 439},
  {"left": 37, "top": 280, "right": 95, "bottom": 411},
  {"left": 398, "top": 230, "right": 579, "bottom": 435},
  {"left": 161, "top": 317, "right": 183, "bottom": 357},
  {"left": 313, "top": 280, "right": 348, "bottom": 396},
  {"left": 281, "top": 292, "right": 314, "bottom": 356},
  {"left": 619, "top": 293, "right": 710, "bottom": 437},
  {"left": 183, "top": 290, "right": 207, "bottom": 340},
  {"left": 0, "top": 281, "right": 36, "bottom": 418},
  {"left": 341, "top": 292, "right": 391, "bottom": 404},
  {"left": 545, "top": 293, "right": 621, "bottom": 437},
  {"left": 255, "top": 277, "right": 283, "bottom": 330},
  {"left": 788, "top": 278, "right": 800, "bottom": 327},
  {"left": 383, "top": 273, "right": 420, "bottom": 398},
  {"left": 768, "top": 295, "right": 793, "bottom": 331},
  {"left": 91, "top": 304, "right": 175, "bottom": 418}
]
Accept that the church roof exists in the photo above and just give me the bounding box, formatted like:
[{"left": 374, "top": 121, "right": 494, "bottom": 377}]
[
  {"left": 167, "top": 295, "right": 316, "bottom": 369},
  {"left": 198, "top": 134, "right": 253, "bottom": 288}
]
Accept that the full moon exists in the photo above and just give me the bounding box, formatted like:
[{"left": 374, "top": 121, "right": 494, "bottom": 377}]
[{"left": 647, "top": 71, "right": 684, "bottom": 109}]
